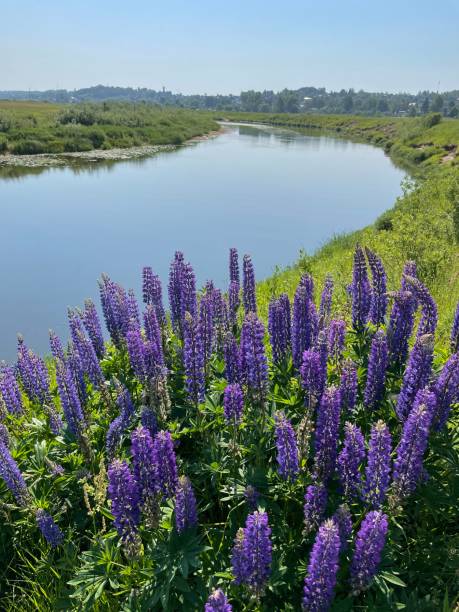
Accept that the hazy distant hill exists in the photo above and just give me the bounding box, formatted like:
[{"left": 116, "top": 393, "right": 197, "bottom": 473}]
[{"left": 1, "top": 84, "right": 458, "bottom": 117}]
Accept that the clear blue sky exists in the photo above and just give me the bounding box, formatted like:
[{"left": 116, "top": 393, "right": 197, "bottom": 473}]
[{"left": 2, "top": 0, "right": 458, "bottom": 93}]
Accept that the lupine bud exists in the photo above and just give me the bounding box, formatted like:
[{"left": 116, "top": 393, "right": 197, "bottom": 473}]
[
  {"left": 0, "top": 365, "right": 23, "bottom": 415},
  {"left": 231, "top": 511, "right": 272, "bottom": 598},
  {"left": 303, "top": 484, "right": 328, "bottom": 534},
  {"left": 363, "top": 420, "right": 392, "bottom": 508},
  {"left": 351, "top": 246, "right": 371, "bottom": 330},
  {"left": 240, "top": 313, "right": 268, "bottom": 403},
  {"left": 404, "top": 276, "right": 438, "bottom": 338},
  {"left": 451, "top": 301, "right": 459, "bottom": 353},
  {"left": 224, "top": 383, "right": 244, "bottom": 425},
  {"left": 297, "top": 411, "right": 314, "bottom": 467},
  {"left": 81, "top": 299, "right": 105, "bottom": 358},
  {"left": 319, "top": 274, "right": 334, "bottom": 329},
  {"left": 313, "top": 386, "right": 342, "bottom": 482},
  {"left": 228, "top": 280, "right": 240, "bottom": 326},
  {"left": 36, "top": 509, "right": 64, "bottom": 547},
  {"left": 243, "top": 485, "right": 260, "bottom": 510},
  {"left": 224, "top": 332, "right": 241, "bottom": 384},
  {"left": 200, "top": 292, "right": 215, "bottom": 365},
  {"left": 242, "top": 254, "right": 257, "bottom": 314},
  {"left": 392, "top": 389, "right": 436, "bottom": 499},
  {"left": 205, "top": 589, "right": 232, "bottom": 612},
  {"left": 364, "top": 330, "right": 388, "bottom": 410},
  {"left": 152, "top": 431, "right": 178, "bottom": 498},
  {"left": 292, "top": 286, "right": 317, "bottom": 369},
  {"left": 337, "top": 423, "right": 365, "bottom": 501},
  {"left": 432, "top": 352, "right": 459, "bottom": 430},
  {"left": 175, "top": 475, "right": 198, "bottom": 533},
  {"left": 340, "top": 360, "right": 358, "bottom": 412},
  {"left": 274, "top": 412, "right": 299, "bottom": 480},
  {"left": 142, "top": 267, "right": 166, "bottom": 326},
  {"left": 229, "top": 247, "right": 240, "bottom": 284},
  {"left": 0, "top": 441, "right": 30, "bottom": 506},
  {"left": 299, "top": 273, "right": 314, "bottom": 301},
  {"left": 268, "top": 295, "right": 291, "bottom": 364},
  {"left": 183, "top": 312, "right": 206, "bottom": 405},
  {"left": 49, "top": 330, "right": 66, "bottom": 362},
  {"left": 300, "top": 349, "right": 325, "bottom": 408},
  {"left": 333, "top": 504, "right": 353, "bottom": 552},
  {"left": 107, "top": 459, "right": 141, "bottom": 547},
  {"left": 366, "top": 248, "right": 387, "bottom": 327},
  {"left": 328, "top": 319, "right": 346, "bottom": 362},
  {"left": 0, "top": 424, "right": 9, "bottom": 448},
  {"left": 350, "top": 511, "right": 388, "bottom": 594},
  {"left": 302, "top": 519, "right": 340, "bottom": 612},
  {"left": 387, "top": 290, "right": 416, "bottom": 366},
  {"left": 395, "top": 334, "right": 433, "bottom": 421},
  {"left": 55, "top": 358, "right": 86, "bottom": 438}
]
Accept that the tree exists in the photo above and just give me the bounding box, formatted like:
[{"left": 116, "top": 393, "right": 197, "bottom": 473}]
[{"left": 431, "top": 94, "right": 444, "bottom": 113}]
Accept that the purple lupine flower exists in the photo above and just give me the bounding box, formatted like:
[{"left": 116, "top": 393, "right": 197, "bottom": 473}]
[
  {"left": 106, "top": 415, "right": 126, "bottom": 460},
  {"left": 432, "top": 352, "right": 459, "bottom": 430},
  {"left": 142, "top": 267, "right": 166, "bottom": 326},
  {"left": 16, "top": 337, "right": 51, "bottom": 405},
  {"left": 67, "top": 341, "right": 87, "bottom": 404},
  {"left": 366, "top": 248, "right": 387, "bottom": 327},
  {"left": 144, "top": 305, "right": 164, "bottom": 366},
  {"left": 395, "top": 334, "right": 434, "bottom": 421},
  {"left": 229, "top": 247, "right": 240, "bottom": 285},
  {"left": 404, "top": 276, "right": 438, "bottom": 338},
  {"left": 319, "top": 274, "right": 334, "bottom": 329},
  {"left": 183, "top": 262, "right": 197, "bottom": 319},
  {"left": 303, "top": 484, "right": 328, "bottom": 534},
  {"left": 333, "top": 504, "right": 353, "bottom": 553},
  {"left": 340, "top": 360, "right": 358, "bottom": 412},
  {"left": 205, "top": 589, "right": 232, "bottom": 612},
  {"left": 268, "top": 295, "right": 291, "bottom": 365},
  {"left": 350, "top": 511, "right": 388, "bottom": 594},
  {"left": 55, "top": 359, "right": 86, "bottom": 438},
  {"left": 328, "top": 319, "right": 346, "bottom": 362},
  {"left": 313, "top": 386, "right": 342, "bottom": 482},
  {"left": 107, "top": 459, "right": 141, "bottom": 546},
  {"left": 81, "top": 299, "right": 105, "bottom": 358},
  {"left": 244, "top": 485, "right": 260, "bottom": 510},
  {"left": 363, "top": 420, "right": 392, "bottom": 508},
  {"left": 140, "top": 407, "right": 158, "bottom": 439},
  {"left": 302, "top": 519, "right": 340, "bottom": 612},
  {"left": 183, "top": 312, "right": 206, "bottom": 405},
  {"left": 228, "top": 280, "right": 240, "bottom": 326},
  {"left": 68, "top": 309, "right": 104, "bottom": 388},
  {"left": 131, "top": 426, "right": 158, "bottom": 505},
  {"left": 300, "top": 350, "right": 324, "bottom": 409},
  {"left": 231, "top": 511, "right": 272, "bottom": 597},
  {"left": 387, "top": 290, "right": 416, "bottom": 366},
  {"left": 49, "top": 330, "right": 66, "bottom": 362},
  {"left": 152, "top": 430, "right": 178, "bottom": 498},
  {"left": 36, "top": 509, "right": 64, "bottom": 547},
  {"left": 127, "top": 289, "right": 140, "bottom": 329},
  {"left": 364, "top": 330, "right": 389, "bottom": 410},
  {"left": 451, "top": 301, "right": 459, "bottom": 353},
  {"left": 224, "top": 332, "right": 241, "bottom": 384},
  {"left": 292, "top": 285, "right": 317, "bottom": 370},
  {"left": 274, "top": 412, "right": 299, "bottom": 480},
  {"left": 0, "top": 424, "right": 9, "bottom": 448},
  {"left": 337, "top": 422, "right": 365, "bottom": 500},
  {"left": 168, "top": 251, "right": 186, "bottom": 331},
  {"left": 175, "top": 475, "right": 198, "bottom": 533},
  {"left": 200, "top": 292, "right": 215, "bottom": 365},
  {"left": 240, "top": 313, "right": 268, "bottom": 403},
  {"left": 392, "top": 389, "right": 436, "bottom": 499},
  {"left": 0, "top": 365, "right": 23, "bottom": 415},
  {"left": 279, "top": 293, "right": 292, "bottom": 344},
  {"left": 242, "top": 254, "right": 257, "bottom": 314},
  {"left": 0, "top": 441, "right": 30, "bottom": 506},
  {"left": 351, "top": 246, "right": 371, "bottom": 331},
  {"left": 98, "top": 274, "right": 131, "bottom": 345},
  {"left": 299, "top": 273, "right": 314, "bottom": 301},
  {"left": 316, "top": 329, "right": 328, "bottom": 379},
  {"left": 224, "top": 383, "right": 244, "bottom": 425}
]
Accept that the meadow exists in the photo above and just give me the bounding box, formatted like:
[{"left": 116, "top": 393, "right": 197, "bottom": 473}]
[
  {"left": 0, "top": 101, "right": 219, "bottom": 154},
  {"left": 0, "top": 245, "right": 458, "bottom": 611}
]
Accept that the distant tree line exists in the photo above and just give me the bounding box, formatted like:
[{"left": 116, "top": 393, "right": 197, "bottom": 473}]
[{"left": 1, "top": 84, "right": 458, "bottom": 117}]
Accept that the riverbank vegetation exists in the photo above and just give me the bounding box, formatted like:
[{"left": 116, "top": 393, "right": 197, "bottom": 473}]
[
  {"left": 0, "top": 247, "right": 458, "bottom": 610},
  {"left": 0, "top": 101, "right": 218, "bottom": 155}
]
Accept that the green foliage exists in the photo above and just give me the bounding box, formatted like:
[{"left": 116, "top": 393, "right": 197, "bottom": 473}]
[{"left": 422, "top": 112, "right": 442, "bottom": 128}]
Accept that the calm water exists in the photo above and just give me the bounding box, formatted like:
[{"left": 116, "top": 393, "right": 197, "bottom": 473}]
[{"left": 0, "top": 124, "right": 405, "bottom": 360}]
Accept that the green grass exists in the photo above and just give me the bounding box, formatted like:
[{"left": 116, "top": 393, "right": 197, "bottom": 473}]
[{"left": 0, "top": 101, "right": 219, "bottom": 154}]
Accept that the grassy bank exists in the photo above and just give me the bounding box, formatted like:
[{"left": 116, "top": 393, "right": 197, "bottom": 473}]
[
  {"left": 0, "top": 101, "right": 219, "bottom": 155},
  {"left": 215, "top": 113, "right": 459, "bottom": 347},
  {"left": 218, "top": 111, "right": 459, "bottom": 173}
]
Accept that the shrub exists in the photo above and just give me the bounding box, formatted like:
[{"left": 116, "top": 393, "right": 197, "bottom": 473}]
[
  {"left": 11, "top": 139, "right": 46, "bottom": 155},
  {"left": 422, "top": 112, "right": 442, "bottom": 129}
]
